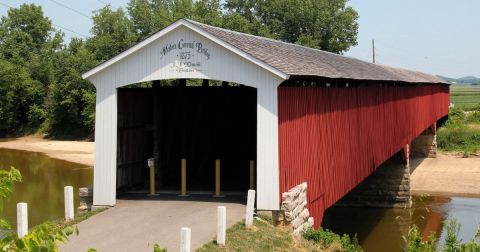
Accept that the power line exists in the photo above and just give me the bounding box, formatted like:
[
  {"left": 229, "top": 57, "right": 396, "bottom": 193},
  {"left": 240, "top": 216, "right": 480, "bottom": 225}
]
[
  {"left": 0, "top": 1, "right": 12, "bottom": 8},
  {"left": 0, "top": 1, "right": 88, "bottom": 38},
  {"left": 52, "top": 23, "right": 88, "bottom": 38},
  {"left": 96, "top": 0, "right": 109, "bottom": 5},
  {"left": 47, "top": 0, "right": 91, "bottom": 19}
]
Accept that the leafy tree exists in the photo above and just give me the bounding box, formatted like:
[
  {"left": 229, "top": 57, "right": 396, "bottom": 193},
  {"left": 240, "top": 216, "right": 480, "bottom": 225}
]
[
  {"left": 0, "top": 59, "right": 44, "bottom": 135},
  {"left": 0, "top": 4, "right": 63, "bottom": 135},
  {"left": 226, "top": 0, "right": 359, "bottom": 53},
  {"left": 127, "top": 0, "right": 174, "bottom": 40},
  {"left": 192, "top": 0, "right": 223, "bottom": 27},
  {"left": 224, "top": 0, "right": 258, "bottom": 22},
  {"left": 87, "top": 6, "right": 137, "bottom": 61},
  {"left": 49, "top": 38, "right": 97, "bottom": 136}
]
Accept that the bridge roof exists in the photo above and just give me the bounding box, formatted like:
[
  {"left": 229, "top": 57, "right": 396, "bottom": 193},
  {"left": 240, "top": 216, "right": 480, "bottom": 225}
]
[
  {"left": 84, "top": 19, "right": 447, "bottom": 85},
  {"left": 186, "top": 19, "right": 446, "bottom": 84}
]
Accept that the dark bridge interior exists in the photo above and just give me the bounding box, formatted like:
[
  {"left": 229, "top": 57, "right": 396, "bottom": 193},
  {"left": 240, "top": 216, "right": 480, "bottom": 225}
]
[{"left": 116, "top": 84, "right": 256, "bottom": 194}]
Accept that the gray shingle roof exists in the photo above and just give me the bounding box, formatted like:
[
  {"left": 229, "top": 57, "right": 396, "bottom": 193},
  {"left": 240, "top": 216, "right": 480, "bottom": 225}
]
[{"left": 186, "top": 19, "right": 446, "bottom": 84}]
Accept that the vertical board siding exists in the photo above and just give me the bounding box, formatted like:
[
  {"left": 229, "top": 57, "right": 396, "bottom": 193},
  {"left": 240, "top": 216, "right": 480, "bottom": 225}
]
[
  {"left": 88, "top": 25, "right": 283, "bottom": 209},
  {"left": 278, "top": 85, "right": 450, "bottom": 227}
]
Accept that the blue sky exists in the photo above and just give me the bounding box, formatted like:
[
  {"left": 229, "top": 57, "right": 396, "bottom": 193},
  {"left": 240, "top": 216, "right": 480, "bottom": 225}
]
[{"left": 0, "top": 0, "right": 478, "bottom": 78}]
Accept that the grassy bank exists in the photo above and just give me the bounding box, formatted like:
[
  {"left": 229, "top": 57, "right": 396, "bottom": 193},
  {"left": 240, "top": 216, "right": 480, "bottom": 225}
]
[
  {"left": 197, "top": 216, "right": 361, "bottom": 252},
  {"left": 437, "top": 106, "right": 480, "bottom": 154}
]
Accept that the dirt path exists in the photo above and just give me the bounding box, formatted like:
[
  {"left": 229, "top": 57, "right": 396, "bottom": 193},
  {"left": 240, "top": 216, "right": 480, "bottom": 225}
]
[
  {"left": 0, "top": 135, "right": 94, "bottom": 166},
  {"left": 410, "top": 153, "right": 480, "bottom": 197}
]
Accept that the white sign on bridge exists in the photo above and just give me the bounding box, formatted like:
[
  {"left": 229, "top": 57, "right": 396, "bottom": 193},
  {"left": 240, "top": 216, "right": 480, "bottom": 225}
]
[{"left": 160, "top": 39, "right": 211, "bottom": 74}]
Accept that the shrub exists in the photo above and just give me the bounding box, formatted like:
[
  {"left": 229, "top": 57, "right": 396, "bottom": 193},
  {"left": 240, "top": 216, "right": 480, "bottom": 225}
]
[
  {"left": 303, "top": 227, "right": 362, "bottom": 252},
  {"left": 404, "top": 219, "right": 480, "bottom": 252},
  {"left": 403, "top": 225, "right": 436, "bottom": 252}
]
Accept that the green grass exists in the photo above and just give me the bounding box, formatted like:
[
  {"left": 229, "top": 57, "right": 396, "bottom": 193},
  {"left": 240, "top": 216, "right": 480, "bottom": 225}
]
[
  {"left": 437, "top": 107, "right": 480, "bottom": 154},
  {"left": 197, "top": 217, "right": 360, "bottom": 252},
  {"left": 437, "top": 85, "right": 480, "bottom": 154},
  {"left": 450, "top": 85, "right": 480, "bottom": 107}
]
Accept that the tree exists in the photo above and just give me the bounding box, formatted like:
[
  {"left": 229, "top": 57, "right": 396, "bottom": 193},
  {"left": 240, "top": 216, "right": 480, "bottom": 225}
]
[
  {"left": 192, "top": 0, "right": 223, "bottom": 27},
  {"left": 48, "top": 38, "right": 97, "bottom": 136},
  {"left": 0, "top": 4, "right": 63, "bottom": 135},
  {"left": 127, "top": 0, "right": 174, "bottom": 40},
  {"left": 87, "top": 6, "right": 137, "bottom": 61},
  {"left": 0, "top": 59, "right": 44, "bottom": 135},
  {"left": 128, "top": 0, "right": 225, "bottom": 40},
  {"left": 226, "top": 0, "right": 359, "bottom": 53},
  {"left": 223, "top": 0, "right": 258, "bottom": 22}
]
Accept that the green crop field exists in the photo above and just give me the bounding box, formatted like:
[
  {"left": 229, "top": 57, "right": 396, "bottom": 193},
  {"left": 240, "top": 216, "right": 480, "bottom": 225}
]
[{"left": 450, "top": 84, "right": 480, "bottom": 107}]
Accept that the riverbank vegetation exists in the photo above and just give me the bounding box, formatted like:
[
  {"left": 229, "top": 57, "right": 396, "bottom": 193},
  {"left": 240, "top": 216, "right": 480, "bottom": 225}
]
[
  {"left": 0, "top": 0, "right": 359, "bottom": 139},
  {"left": 437, "top": 106, "right": 480, "bottom": 155},
  {"left": 0, "top": 167, "right": 74, "bottom": 251},
  {"left": 0, "top": 167, "right": 104, "bottom": 251},
  {"left": 405, "top": 219, "right": 480, "bottom": 252}
]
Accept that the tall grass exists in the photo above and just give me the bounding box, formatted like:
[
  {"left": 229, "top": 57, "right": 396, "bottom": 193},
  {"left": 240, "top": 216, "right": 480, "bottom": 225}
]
[{"left": 437, "top": 106, "right": 480, "bottom": 154}]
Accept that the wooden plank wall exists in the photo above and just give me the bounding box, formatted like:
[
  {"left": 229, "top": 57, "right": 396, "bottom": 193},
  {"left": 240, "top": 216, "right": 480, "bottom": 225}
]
[{"left": 117, "top": 89, "right": 152, "bottom": 191}]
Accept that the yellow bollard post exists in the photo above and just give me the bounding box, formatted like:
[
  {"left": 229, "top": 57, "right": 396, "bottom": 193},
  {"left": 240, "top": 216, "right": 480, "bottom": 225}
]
[
  {"left": 150, "top": 166, "right": 156, "bottom": 195},
  {"left": 147, "top": 158, "right": 157, "bottom": 196},
  {"left": 249, "top": 160, "right": 255, "bottom": 190},
  {"left": 180, "top": 158, "right": 188, "bottom": 196},
  {"left": 215, "top": 159, "right": 221, "bottom": 197}
]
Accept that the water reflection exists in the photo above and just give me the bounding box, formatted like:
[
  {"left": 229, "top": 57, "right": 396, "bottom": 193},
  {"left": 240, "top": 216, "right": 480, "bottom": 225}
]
[
  {"left": 323, "top": 196, "right": 480, "bottom": 252},
  {"left": 0, "top": 148, "right": 93, "bottom": 228}
]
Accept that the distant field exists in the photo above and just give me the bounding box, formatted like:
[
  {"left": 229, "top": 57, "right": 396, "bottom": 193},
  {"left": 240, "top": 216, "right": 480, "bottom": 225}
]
[{"left": 450, "top": 84, "right": 480, "bottom": 107}]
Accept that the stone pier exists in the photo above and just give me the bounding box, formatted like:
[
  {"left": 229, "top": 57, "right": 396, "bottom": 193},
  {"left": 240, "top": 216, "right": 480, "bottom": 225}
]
[
  {"left": 334, "top": 124, "right": 437, "bottom": 209},
  {"left": 411, "top": 124, "right": 437, "bottom": 158},
  {"left": 335, "top": 147, "right": 411, "bottom": 208}
]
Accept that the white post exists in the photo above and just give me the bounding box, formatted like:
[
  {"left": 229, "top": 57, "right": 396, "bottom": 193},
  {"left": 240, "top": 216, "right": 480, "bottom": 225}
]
[
  {"left": 180, "top": 227, "right": 191, "bottom": 252},
  {"left": 17, "top": 202, "right": 28, "bottom": 238},
  {"left": 217, "top": 206, "right": 226, "bottom": 246},
  {"left": 245, "top": 190, "right": 256, "bottom": 227},
  {"left": 64, "top": 186, "right": 74, "bottom": 220}
]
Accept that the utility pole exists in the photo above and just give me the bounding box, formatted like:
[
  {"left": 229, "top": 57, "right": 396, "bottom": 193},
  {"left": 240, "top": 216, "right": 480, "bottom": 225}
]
[{"left": 372, "top": 39, "right": 376, "bottom": 64}]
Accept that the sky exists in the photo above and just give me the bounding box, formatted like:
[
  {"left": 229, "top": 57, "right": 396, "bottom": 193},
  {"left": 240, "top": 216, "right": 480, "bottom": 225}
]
[{"left": 0, "top": 0, "right": 478, "bottom": 78}]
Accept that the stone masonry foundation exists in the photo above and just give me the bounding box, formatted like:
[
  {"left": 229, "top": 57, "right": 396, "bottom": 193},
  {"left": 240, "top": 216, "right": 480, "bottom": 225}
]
[
  {"left": 274, "top": 182, "right": 314, "bottom": 235},
  {"left": 335, "top": 149, "right": 411, "bottom": 208},
  {"left": 411, "top": 125, "right": 437, "bottom": 158},
  {"left": 78, "top": 187, "right": 93, "bottom": 213}
]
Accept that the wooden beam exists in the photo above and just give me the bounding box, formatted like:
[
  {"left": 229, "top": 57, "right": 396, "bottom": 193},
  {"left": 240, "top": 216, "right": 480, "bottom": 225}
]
[
  {"left": 176, "top": 79, "right": 187, "bottom": 87},
  {"left": 202, "top": 79, "right": 209, "bottom": 87},
  {"left": 153, "top": 80, "right": 161, "bottom": 186}
]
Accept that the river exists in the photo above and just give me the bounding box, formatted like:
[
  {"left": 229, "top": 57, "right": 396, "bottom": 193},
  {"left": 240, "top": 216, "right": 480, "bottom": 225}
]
[
  {"left": 0, "top": 148, "right": 92, "bottom": 228},
  {"left": 323, "top": 195, "right": 480, "bottom": 251}
]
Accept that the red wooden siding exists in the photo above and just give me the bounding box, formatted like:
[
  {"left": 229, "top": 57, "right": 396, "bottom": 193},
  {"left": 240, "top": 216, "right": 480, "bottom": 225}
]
[{"left": 278, "top": 85, "right": 450, "bottom": 227}]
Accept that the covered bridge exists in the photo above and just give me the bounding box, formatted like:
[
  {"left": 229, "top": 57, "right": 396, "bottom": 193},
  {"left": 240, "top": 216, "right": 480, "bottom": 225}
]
[{"left": 82, "top": 19, "right": 450, "bottom": 227}]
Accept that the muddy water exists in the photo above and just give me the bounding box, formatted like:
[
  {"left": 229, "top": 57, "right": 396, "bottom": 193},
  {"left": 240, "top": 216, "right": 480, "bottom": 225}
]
[
  {"left": 0, "top": 148, "right": 92, "bottom": 228},
  {"left": 323, "top": 196, "right": 480, "bottom": 251}
]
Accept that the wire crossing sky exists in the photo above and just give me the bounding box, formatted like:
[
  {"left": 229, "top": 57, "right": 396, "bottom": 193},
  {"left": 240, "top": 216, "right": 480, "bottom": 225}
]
[{"left": 0, "top": 0, "right": 478, "bottom": 78}]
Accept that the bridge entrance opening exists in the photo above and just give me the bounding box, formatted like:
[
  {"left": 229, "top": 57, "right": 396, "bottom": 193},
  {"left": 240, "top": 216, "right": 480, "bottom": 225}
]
[{"left": 116, "top": 80, "right": 257, "bottom": 196}]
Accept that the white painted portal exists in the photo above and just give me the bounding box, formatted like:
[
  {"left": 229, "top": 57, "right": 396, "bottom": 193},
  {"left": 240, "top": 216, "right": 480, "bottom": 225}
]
[{"left": 84, "top": 20, "right": 285, "bottom": 210}]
